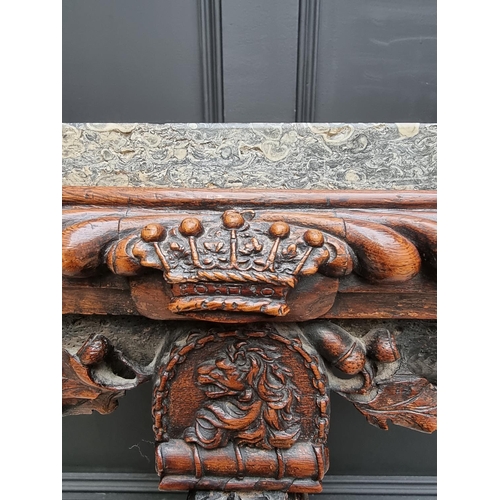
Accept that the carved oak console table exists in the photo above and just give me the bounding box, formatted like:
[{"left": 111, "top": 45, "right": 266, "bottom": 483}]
[{"left": 62, "top": 123, "right": 437, "bottom": 498}]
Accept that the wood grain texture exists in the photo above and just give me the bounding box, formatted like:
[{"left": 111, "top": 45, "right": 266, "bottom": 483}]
[
  {"left": 148, "top": 321, "right": 435, "bottom": 492},
  {"left": 153, "top": 325, "right": 329, "bottom": 492},
  {"left": 302, "top": 321, "right": 437, "bottom": 434},
  {"left": 61, "top": 187, "right": 437, "bottom": 492},
  {"left": 63, "top": 186, "right": 437, "bottom": 209},
  {"left": 62, "top": 187, "right": 436, "bottom": 321},
  {"left": 62, "top": 318, "right": 436, "bottom": 491}
]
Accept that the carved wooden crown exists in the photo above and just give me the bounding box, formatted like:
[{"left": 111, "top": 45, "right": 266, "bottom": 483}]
[
  {"left": 129, "top": 210, "right": 330, "bottom": 316},
  {"left": 63, "top": 189, "right": 436, "bottom": 321}
]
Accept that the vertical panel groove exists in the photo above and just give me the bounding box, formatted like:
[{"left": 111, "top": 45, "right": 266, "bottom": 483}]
[
  {"left": 296, "top": 0, "right": 320, "bottom": 122},
  {"left": 199, "top": 0, "right": 224, "bottom": 122}
]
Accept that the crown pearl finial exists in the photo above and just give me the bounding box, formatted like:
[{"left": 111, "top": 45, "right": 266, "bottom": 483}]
[
  {"left": 179, "top": 218, "right": 203, "bottom": 237},
  {"left": 269, "top": 221, "right": 290, "bottom": 238},
  {"left": 304, "top": 229, "right": 324, "bottom": 247},
  {"left": 222, "top": 210, "right": 245, "bottom": 229},
  {"left": 141, "top": 223, "right": 167, "bottom": 242}
]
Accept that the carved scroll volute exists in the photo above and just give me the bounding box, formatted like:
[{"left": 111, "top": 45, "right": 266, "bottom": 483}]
[{"left": 152, "top": 326, "right": 330, "bottom": 493}]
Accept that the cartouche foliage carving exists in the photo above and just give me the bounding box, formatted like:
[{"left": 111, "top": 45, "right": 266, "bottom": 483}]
[
  {"left": 62, "top": 321, "right": 436, "bottom": 492},
  {"left": 304, "top": 321, "right": 437, "bottom": 433}
]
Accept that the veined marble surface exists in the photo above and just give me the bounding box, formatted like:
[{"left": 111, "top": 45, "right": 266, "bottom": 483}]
[{"left": 62, "top": 123, "right": 436, "bottom": 190}]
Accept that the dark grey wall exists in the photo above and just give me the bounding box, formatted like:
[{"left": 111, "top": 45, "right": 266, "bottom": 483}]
[
  {"left": 62, "top": 0, "right": 437, "bottom": 482},
  {"left": 62, "top": 0, "right": 437, "bottom": 123},
  {"left": 63, "top": 379, "right": 436, "bottom": 476},
  {"left": 62, "top": 0, "right": 204, "bottom": 122},
  {"left": 221, "top": 0, "right": 299, "bottom": 122},
  {"left": 315, "top": 1, "right": 437, "bottom": 122}
]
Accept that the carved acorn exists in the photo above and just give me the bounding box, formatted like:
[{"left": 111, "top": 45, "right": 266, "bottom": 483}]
[
  {"left": 77, "top": 334, "right": 110, "bottom": 366},
  {"left": 312, "top": 324, "right": 367, "bottom": 375},
  {"left": 363, "top": 328, "right": 400, "bottom": 364},
  {"left": 303, "top": 322, "right": 377, "bottom": 394}
]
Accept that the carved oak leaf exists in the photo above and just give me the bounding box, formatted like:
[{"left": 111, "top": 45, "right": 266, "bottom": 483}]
[
  {"left": 62, "top": 349, "right": 125, "bottom": 416},
  {"left": 352, "top": 375, "right": 437, "bottom": 433}
]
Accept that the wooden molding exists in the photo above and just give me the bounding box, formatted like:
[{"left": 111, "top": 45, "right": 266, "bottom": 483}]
[
  {"left": 62, "top": 187, "right": 437, "bottom": 494},
  {"left": 63, "top": 187, "right": 436, "bottom": 321},
  {"left": 62, "top": 472, "right": 438, "bottom": 498}
]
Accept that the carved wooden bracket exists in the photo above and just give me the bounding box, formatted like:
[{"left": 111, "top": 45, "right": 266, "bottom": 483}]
[
  {"left": 62, "top": 321, "right": 436, "bottom": 492},
  {"left": 153, "top": 325, "right": 329, "bottom": 492},
  {"left": 62, "top": 187, "right": 437, "bottom": 494}
]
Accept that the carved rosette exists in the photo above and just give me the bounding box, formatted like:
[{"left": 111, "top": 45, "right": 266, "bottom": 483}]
[{"left": 152, "top": 325, "right": 329, "bottom": 493}]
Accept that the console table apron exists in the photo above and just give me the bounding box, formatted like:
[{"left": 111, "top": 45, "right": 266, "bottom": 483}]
[{"left": 62, "top": 123, "right": 437, "bottom": 497}]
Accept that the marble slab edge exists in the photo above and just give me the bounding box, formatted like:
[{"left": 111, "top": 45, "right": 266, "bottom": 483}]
[{"left": 62, "top": 123, "right": 437, "bottom": 190}]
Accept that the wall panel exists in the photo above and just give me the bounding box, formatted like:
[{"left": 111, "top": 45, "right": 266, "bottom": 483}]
[
  {"left": 221, "top": 0, "right": 299, "bottom": 122},
  {"left": 315, "top": 0, "right": 437, "bottom": 122},
  {"left": 62, "top": 0, "right": 204, "bottom": 123}
]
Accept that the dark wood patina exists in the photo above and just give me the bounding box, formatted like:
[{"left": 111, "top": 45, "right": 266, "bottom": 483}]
[{"left": 62, "top": 187, "right": 437, "bottom": 494}]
